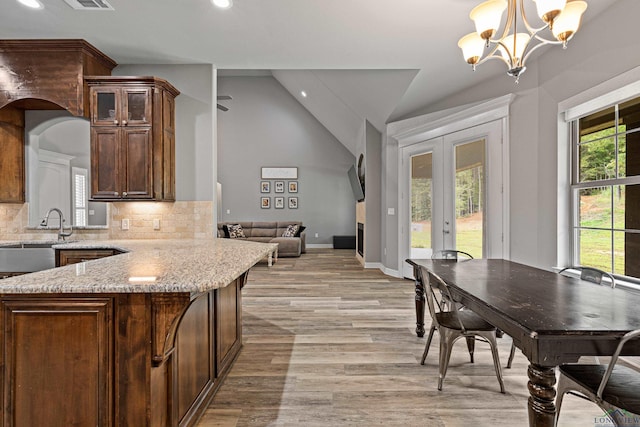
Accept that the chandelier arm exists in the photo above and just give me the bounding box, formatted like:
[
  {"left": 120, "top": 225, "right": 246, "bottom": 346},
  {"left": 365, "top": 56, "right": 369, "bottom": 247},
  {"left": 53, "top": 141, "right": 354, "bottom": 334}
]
[
  {"left": 494, "top": 0, "right": 517, "bottom": 43},
  {"left": 520, "top": 39, "right": 554, "bottom": 67},
  {"left": 520, "top": 0, "right": 550, "bottom": 36},
  {"left": 532, "top": 34, "right": 564, "bottom": 45},
  {"left": 477, "top": 52, "right": 513, "bottom": 68}
]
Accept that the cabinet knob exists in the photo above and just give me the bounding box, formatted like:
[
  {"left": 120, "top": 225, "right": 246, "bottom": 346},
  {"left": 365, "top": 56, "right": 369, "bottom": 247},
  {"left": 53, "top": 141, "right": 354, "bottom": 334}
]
[
  {"left": 114, "top": 120, "right": 119, "bottom": 125},
  {"left": 114, "top": 192, "right": 119, "bottom": 196},
  {"left": 123, "top": 191, "right": 128, "bottom": 196},
  {"left": 122, "top": 120, "right": 128, "bottom": 126}
]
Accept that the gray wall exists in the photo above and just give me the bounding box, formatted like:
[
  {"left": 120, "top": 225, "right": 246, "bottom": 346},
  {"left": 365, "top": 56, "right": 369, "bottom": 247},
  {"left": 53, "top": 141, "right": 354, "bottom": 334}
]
[
  {"left": 217, "top": 76, "right": 356, "bottom": 245},
  {"left": 113, "top": 64, "right": 214, "bottom": 202},
  {"left": 383, "top": 0, "right": 640, "bottom": 271},
  {"left": 364, "top": 120, "right": 381, "bottom": 262}
]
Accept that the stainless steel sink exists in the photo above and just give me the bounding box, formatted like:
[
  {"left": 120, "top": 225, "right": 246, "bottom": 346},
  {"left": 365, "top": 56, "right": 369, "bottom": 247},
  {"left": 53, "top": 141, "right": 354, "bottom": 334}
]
[{"left": 0, "top": 244, "right": 55, "bottom": 274}]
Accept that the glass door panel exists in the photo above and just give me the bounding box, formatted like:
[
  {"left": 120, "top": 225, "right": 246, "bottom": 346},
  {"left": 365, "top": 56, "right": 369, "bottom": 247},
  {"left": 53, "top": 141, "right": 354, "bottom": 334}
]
[
  {"left": 95, "top": 91, "right": 116, "bottom": 123},
  {"left": 454, "top": 139, "right": 485, "bottom": 258},
  {"left": 410, "top": 152, "right": 433, "bottom": 259}
]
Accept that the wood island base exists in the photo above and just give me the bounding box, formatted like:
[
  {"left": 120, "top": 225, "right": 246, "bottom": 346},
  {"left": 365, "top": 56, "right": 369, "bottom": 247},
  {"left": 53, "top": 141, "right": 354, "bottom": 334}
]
[{"left": 0, "top": 272, "right": 247, "bottom": 427}]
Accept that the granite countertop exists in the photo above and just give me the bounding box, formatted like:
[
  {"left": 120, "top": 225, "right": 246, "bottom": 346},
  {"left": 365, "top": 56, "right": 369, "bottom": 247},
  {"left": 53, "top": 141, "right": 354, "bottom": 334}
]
[{"left": 0, "top": 239, "right": 277, "bottom": 294}]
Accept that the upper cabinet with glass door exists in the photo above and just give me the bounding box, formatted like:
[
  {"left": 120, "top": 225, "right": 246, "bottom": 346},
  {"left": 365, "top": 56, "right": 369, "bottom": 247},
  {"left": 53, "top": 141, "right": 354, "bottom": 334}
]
[{"left": 85, "top": 76, "right": 180, "bottom": 202}]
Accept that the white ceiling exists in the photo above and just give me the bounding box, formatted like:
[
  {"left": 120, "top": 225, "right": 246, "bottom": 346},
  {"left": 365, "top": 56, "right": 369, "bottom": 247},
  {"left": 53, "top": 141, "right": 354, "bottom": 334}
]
[{"left": 1, "top": 0, "right": 619, "bottom": 153}]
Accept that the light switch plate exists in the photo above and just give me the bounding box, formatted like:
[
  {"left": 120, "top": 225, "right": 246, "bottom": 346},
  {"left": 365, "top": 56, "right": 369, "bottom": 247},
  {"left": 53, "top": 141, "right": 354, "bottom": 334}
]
[
  {"left": 121, "top": 218, "right": 130, "bottom": 230},
  {"left": 153, "top": 219, "right": 161, "bottom": 230}
]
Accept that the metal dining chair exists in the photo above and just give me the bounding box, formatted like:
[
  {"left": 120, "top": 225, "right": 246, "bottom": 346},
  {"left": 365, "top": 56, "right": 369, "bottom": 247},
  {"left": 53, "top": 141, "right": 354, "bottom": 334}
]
[
  {"left": 559, "top": 266, "right": 616, "bottom": 288},
  {"left": 419, "top": 267, "right": 505, "bottom": 393},
  {"left": 429, "top": 250, "right": 517, "bottom": 369},
  {"left": 555, "top": 329, "right": 640, "bottom": 427}
]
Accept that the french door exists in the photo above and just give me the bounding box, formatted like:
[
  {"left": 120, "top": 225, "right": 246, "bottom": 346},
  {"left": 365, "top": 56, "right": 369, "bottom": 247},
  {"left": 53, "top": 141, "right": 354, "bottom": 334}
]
[{"left": 400, "top": 120, "right": 505, "bottom": 278}]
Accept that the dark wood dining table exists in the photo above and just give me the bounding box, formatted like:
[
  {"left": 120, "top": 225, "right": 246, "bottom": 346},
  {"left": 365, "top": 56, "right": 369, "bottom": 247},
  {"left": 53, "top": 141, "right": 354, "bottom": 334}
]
[{"left": 406, "top": 258, "right": 640, "bottom": 427}]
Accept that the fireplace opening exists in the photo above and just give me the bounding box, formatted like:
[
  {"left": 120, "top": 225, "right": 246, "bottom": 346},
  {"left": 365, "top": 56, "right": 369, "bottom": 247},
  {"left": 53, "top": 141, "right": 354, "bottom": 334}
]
[{"left": 357, "top": 223, "right": 364, "bottom": 257}]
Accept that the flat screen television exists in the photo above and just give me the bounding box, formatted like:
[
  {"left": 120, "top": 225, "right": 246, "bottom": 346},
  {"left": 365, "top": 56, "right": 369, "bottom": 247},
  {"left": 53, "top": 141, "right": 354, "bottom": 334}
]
[{"left": 347, "top": 165, "right": 364, "bottom": 202}]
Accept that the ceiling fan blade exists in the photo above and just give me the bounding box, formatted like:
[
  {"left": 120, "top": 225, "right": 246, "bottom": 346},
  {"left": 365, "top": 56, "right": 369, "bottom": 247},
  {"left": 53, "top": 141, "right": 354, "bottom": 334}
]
[
  {"left": 217, "top": 104, "right": 229, "bottom": 112},
  {"left": 217, "top": 95, "right": 232, "bottom": 100}
]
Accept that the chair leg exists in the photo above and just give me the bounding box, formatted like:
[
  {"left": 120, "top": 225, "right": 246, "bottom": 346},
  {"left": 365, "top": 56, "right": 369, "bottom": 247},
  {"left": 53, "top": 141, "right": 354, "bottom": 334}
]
[
  {"left": 421, "top": 325, "right": 436, "bottom": 365},
  {"left": 437, "top": 329, "right": 456, "bottom": 391},
  {"left": 507, "top": 341, "right": 516, "bottom": 369},
  {"left": 480, "top": 331, "right": 505, "bottom": 393},
  {"left": 466, "top": 336, "right": 475, "bottom": 363}
]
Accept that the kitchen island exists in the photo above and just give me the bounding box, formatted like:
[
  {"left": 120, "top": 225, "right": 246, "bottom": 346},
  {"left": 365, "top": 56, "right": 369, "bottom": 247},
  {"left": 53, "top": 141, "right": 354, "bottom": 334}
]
[{"left": 0, "top": 238, "right": 276, "bottom": 427}]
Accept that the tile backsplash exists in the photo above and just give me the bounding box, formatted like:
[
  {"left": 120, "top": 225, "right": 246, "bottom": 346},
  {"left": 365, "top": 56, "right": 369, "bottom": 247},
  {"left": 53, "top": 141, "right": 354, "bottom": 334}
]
[{"left": 0, "top": 201, "right": 214, "bottom": 241}]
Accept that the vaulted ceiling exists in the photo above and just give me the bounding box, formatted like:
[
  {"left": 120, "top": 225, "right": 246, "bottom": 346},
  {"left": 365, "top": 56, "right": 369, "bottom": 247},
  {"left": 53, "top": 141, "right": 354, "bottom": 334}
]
[{"left": 1, "top": 0, "right": 619, "bottom": 154}]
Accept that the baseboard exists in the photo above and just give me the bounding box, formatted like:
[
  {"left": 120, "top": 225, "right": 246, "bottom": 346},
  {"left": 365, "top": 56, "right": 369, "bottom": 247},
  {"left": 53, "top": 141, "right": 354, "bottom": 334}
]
[
  {"left": 364, "top": 262, "right": 383, "bottom": 270},
  {"left": 380, "top": 266, "right": 402, "bottom": 278},
  {"left": 306, "top": 244, "right": 334, "bottom": 249}
]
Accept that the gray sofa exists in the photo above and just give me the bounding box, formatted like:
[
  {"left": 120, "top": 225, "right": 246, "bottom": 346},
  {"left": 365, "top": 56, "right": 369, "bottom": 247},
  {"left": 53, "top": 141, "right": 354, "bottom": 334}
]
[{"left": 217, "top": 221, "right": 306, "bottom": 257}]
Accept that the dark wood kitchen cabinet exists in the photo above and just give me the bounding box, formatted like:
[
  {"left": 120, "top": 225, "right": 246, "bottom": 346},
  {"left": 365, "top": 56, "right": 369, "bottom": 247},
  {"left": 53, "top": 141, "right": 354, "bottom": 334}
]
[
  {"left": 85, "top": 77, "right": 179, "bottom": 201},
  {"left": 0, "top": 276, "right": 246, "bottom": 427},
  {"left": 0, "top": 107, "right": 25, "bottom": 203}
]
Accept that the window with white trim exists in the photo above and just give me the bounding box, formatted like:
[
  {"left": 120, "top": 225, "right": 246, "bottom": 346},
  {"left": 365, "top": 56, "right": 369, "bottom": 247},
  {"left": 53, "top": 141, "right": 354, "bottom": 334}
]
[
  {"left": 72, "top": 167, "right": 88, "bottom": 227},
  {"left": 570, "top": 96, "right": 640, "bottom": 279}
]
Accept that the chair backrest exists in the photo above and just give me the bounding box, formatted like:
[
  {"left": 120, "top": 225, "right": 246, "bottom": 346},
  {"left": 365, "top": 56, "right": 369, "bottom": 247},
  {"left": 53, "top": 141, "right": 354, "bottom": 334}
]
[
  {"left": 597, "top": 328, "right": 640, "bottom": 398},
  {"left": 420, "top": 266, "right": 466, "bottom": 332},
  {"left": 431, "top": 250, "right": 474, "bottom": 260},
  {"left": 559, "top": 266, "right": 616, "bottom": 288}
]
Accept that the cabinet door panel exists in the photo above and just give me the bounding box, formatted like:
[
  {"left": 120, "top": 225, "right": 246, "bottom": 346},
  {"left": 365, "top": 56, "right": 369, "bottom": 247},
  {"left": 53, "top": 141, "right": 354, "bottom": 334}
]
[
  {"left": 123, "top": 87, "right": 152, "bottom": 126},
  {"left": 1, "top": 298, "right": 113, "bottom": 427},
  {"left": 122, "top": 128, "right": 153, "bottom": 199},
  {"left": 91, "top": 86, "right": 120, "bottom": 126},
  {"left": 0, "top": 107, "right": 25, "bottom": 203},
  {"left": 216, "top": 279, "right": 242, "bottom": 375},
  {"left": 91, "top": 127, "right": 120, "bottom": 199}
]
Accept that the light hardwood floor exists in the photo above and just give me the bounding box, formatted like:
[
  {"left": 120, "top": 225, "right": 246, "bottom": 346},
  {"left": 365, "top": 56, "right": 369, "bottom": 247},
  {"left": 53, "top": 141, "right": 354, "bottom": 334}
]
[{"left": 197, "top": 249, "right": 602, "bottom": 427}]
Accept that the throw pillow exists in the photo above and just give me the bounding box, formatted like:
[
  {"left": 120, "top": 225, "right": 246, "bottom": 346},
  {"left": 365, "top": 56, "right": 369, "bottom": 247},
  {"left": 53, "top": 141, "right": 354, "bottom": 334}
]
[
  {"left": 295, "top": 225, "right": 306, "bottom": 237},
  {"left": 222, "top": 225, "right": 231, "bottom": 238},
  {"left": 282, "top": 224, "right": 299, "bottom": 237},
  {"left": 228, "top": 224, "right": 246, "bottom": 238}
]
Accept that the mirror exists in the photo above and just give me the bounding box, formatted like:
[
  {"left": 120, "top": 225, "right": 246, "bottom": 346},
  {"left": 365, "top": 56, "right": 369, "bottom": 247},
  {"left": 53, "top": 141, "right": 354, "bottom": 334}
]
[{"left": 25, "top": 110, "right": 108, "bottom": 228}]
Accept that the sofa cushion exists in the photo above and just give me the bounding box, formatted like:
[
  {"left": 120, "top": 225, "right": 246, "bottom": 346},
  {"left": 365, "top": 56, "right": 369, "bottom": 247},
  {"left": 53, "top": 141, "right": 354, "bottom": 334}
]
[
  {"left": 227, "top": 224, "right": 246, "bottom": 238},
  {"left": 282, "top": 224, "right": 299, "bottom": 237},
  {"left": 271, "top": 237, "right": 302, "bottom": 257},
  {"left": 252, "top": 222, "right": 278, "bottom": 238}
]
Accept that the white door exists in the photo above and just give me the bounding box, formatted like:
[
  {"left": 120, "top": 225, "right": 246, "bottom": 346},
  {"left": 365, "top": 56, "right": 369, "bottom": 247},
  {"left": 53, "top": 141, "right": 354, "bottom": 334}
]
[{"left": 401, "top": 120, "right": 505, "bottom": 278}]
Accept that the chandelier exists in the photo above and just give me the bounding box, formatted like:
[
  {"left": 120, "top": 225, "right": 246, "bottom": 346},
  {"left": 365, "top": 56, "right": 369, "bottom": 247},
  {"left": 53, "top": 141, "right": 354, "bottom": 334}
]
[{"left": 458, "top": 0, "right": 588, "bottom": 82}]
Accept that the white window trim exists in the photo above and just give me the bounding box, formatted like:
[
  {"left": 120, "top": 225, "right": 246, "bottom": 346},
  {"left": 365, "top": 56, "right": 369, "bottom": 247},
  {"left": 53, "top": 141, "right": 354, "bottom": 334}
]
[{"left": 557, "top": 65, "right": 640, "bottom": 291}]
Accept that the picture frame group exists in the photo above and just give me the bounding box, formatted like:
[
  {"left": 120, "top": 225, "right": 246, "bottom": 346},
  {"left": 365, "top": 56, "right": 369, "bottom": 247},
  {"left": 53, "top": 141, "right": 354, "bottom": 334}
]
[{"left": 259, "top": 180, "right": 299, "bottom": 209}]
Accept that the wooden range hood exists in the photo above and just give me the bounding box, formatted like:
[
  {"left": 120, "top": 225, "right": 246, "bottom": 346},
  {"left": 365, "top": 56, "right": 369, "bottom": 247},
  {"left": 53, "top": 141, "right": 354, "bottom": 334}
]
[
  {"left": 0, "top": 39, "right": 117, "bottom": 117},
  {"left": 0, "top": 39, "right": 117, "bottom": 202}
]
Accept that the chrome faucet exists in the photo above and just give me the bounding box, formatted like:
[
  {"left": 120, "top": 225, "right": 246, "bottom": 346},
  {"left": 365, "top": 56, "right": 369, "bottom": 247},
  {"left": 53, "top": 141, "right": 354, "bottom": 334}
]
[{"left": 40, "top": 208, "right": 73, "bottom": 241}]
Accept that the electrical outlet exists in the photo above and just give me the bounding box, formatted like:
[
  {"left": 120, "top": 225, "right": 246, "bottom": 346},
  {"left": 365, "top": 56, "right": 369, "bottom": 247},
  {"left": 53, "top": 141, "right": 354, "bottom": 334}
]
[
  {"left": 314, "top": 233, "right": 319, "bottom": 238},
  {"left": 153, "top": 219, "right": 161, "bottom": 230},
  {"left": 226, "top": 209, "right": 231, "bottom": 214},
  {"left": 121, "top": 218, "right": 130, "bottom": 230}
]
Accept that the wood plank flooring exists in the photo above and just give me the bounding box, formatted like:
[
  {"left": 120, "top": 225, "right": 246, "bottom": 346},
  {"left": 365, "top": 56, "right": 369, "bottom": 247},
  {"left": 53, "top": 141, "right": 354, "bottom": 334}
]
[{"left": 197, "top": 249, "right": 604, "bottom": 427}]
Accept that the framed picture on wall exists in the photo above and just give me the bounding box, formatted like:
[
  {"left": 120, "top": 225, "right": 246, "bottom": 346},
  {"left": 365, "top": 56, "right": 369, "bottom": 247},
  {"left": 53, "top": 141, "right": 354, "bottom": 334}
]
[
  {"left": 261, "top": 181, "right": 270, "bottom": 193},
  {"left": 288, "top": 197, "right": 298, "bottom": 209},
  {"left": 261, "top": 197, "right": 270, "bottom": 209},
  {"left": 274, "top": 197, "right": 284, "bottom": 209},
  {"left": 275, "top": 181, "right": 284, "bottom": 193},
  {"left": 288, "top": 181, "right": 298, "bottom": 193}
]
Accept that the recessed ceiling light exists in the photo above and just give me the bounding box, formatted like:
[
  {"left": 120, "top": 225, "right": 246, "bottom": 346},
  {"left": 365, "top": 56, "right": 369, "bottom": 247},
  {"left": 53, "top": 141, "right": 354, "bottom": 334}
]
[
  {"left": 212, "top": 0, "right": 233, "bottom": 9},
  {"left": 300, "top": 91, "right": 308, "bottom": 98},
  {"left": 17, "top": 0, "right": 43, "bottom": 9}
]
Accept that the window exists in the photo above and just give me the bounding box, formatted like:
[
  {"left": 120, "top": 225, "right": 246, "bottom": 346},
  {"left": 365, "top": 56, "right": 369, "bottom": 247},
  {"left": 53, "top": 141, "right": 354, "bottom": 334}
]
[
  {"left": 72, "top": 167, "right": 88, "bottom": 227},
  {"left": 570, "top": 96, "right": 640, "bottom": 280}
]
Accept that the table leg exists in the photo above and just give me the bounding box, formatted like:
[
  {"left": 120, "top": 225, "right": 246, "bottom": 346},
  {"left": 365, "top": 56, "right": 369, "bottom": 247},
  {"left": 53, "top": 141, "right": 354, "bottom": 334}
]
[
  {"left": 527, "top": 364, "right": 557, "bottom": 427},
  {"left": 268, "top": 251, "right": 273, "bottom": 267},
  {"left": 415, "top": 277, "right": 425, "bottom": 337}
]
